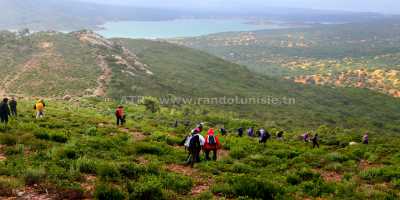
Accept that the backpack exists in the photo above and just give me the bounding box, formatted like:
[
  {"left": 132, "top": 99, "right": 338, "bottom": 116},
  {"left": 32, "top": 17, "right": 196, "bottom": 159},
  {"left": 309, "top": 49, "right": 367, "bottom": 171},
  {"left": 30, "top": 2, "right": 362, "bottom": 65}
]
[
  {"left": 189, "top": 135, "right": 200, "bottom": 149},
  {"left": 208, "top": 135, "right": 216, "bottom": 145}
]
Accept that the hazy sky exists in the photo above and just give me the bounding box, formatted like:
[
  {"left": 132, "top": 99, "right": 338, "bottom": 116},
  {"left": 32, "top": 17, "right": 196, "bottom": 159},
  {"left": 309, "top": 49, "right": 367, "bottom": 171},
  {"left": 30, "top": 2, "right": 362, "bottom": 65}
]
[{"left": 79, "top": 0, "right": 398, "bottom": 14}]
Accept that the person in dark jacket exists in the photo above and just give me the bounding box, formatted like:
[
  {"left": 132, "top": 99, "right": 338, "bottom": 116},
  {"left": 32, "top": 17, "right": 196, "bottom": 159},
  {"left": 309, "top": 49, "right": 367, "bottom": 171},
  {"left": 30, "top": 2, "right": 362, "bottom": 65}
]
[
  {"left": 0, "top": 98, "right": 11, "bottom": 125},
  {"left": 259, "top": 128, "right": 271, "bottom": 144},
  {"left": 312, "top": 134, "right": 320, "bottom": 148},
  {"left": 9, "top": 97, "right": 17, "bottom": 117},
  {"left": 238, "top": 127, "right": 244, "bottom": 137},
  {"left": 188, "top": 128, "right": 205, "bottom": 167}
]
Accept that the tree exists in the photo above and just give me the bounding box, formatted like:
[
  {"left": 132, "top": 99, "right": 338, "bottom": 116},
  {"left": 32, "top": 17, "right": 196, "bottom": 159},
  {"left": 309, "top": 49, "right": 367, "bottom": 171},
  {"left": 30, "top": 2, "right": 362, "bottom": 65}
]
[{"left": 142, "top": 97, "right": 160, "bottom": 113}]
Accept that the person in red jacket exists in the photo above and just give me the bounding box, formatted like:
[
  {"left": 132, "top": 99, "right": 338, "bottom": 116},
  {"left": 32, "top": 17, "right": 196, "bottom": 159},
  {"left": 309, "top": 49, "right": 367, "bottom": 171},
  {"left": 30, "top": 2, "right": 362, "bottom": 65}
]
[
  {"left": 203, "top": 128, "right": 221, "bottom": 161},
  {"left": 115, "top": 106, "right": 125, "bottom": 126}
]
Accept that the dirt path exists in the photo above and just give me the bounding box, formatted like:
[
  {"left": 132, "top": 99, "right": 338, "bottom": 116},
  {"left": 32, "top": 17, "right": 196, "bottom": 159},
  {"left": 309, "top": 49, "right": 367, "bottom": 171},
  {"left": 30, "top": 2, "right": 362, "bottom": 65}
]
[
  {"left": 166, "top": 164, "right": 214, "bottom": 196},
  {"left": 0, "top": 145, "right": 6, "bottom": 161},
  {"left": 119, "top": 127, "right": 148, "bottom": 141},
  {"left": 93, "top": 55, "right": 112, "bottom": 97}
]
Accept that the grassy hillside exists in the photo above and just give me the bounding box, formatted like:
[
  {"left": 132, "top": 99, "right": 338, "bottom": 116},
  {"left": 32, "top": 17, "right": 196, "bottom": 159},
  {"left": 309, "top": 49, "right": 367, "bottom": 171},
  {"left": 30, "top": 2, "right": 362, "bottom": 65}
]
[
  {"left": 0, "top": 99, "right": 400, "bottom": 199},
  {"left": 1, "top": 31, "right": 399, "bottom": 133}
]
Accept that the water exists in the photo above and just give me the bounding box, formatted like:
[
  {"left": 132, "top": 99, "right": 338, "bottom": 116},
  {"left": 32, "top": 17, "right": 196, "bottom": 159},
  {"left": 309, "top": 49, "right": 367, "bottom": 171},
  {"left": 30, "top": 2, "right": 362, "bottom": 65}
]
[{"left": 96, "top": 18, "right": 290, "bottom": 39}]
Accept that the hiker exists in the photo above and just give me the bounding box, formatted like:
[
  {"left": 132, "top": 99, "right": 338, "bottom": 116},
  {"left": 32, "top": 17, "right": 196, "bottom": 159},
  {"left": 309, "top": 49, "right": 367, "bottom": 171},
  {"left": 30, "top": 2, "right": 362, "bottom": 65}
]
[
  {"left": 34, "top": 99, "right": 46, "bottom": 119},
  {"left": 203, "top": 128, "right": 221, "bottom": 161},
  {"left": 197, "top": 122, "right": 204, "bottom": 132},
  {"left": 259, "top": 128, "right": 271, "bottom": 144},
  {"left": 312, "top": 134, "right": 320, "bottom": 148},
  {"left": 0, "top": 98, "right": 10, "bottom": 126},
  {"left": 188, "top": 128, "right": 205, "bottom": 167},
  {"left": 303, "top": 132, "right": 310, "bottom": 142},
  {"left": 9, "top": 97, "right": 17, "bottom": 117},
  {"left": 115, "top": 106, "right": 126, "bottom": 126},
  {"left": 363, "top": 133, "right": 369, "bottom": 144},
  {"left": 238, "top": 127, "right": 244, "bottom": 137},
  {"left": 247, "top": 127, "right": 254, "bottom": 137},
  {"left": 277, "top": 131, "right": 284, "bottom": 140},
  {"left": 220, "top": 127, "right": 227, "bottom": 136}
]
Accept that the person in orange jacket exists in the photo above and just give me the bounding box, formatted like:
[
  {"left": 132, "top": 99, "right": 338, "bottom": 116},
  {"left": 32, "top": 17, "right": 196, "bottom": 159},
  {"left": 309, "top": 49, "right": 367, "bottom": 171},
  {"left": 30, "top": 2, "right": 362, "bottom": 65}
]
[{"left": 203, "top": 128, "right": 221, "bottom": 161}]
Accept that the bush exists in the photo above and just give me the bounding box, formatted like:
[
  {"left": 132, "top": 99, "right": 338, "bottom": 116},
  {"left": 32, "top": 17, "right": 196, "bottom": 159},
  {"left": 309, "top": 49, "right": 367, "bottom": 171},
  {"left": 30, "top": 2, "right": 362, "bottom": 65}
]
[
  {"left": 228, "top": 176, "right": 282, "bottom": 200},
  {"left": 161, "top": 172, "right": 193, "bottom": 194},
  {"left": 301, "top": 179, "right": 335, "bottom": 197},
  {"left": 142, "top": 97, "right": 160, "bottom": 113},
  {"left": 287, "top": 174, "right": 302, "bottom": 185},
  {"left": 98, "top": 163, "right": 120, "bottom": 181},
  {"left": 94, "top": 183, "right": 126, "bottom": 200},
  {"left": 34, "top": 131, "right": 50, "bottom": 140},
  {"left": 128, "top": 176, "right": 165, "bottom": 200},
  {"left": 119, "top": 163, "right": 146, "bottom": 180},
  {"left": 24, "top": 168, "right": 46, "bottom": 185},
  {"left": 0, "top": 134, "right": 17, "bottom": 146},
  {"left": 76, "top": 157, "right": 98, "bottom": 174},
  {"left": 85, "top": 127, "right": 98, "bottom": 136},
  {"left": 135, "top": 143, "right": 165, "bottom": 155},
  {"left": 0, "top": 177, "right": 21, "bottom": 196},
  {"left": 50, "top": 132, "right": 68, "bottom": 143}
]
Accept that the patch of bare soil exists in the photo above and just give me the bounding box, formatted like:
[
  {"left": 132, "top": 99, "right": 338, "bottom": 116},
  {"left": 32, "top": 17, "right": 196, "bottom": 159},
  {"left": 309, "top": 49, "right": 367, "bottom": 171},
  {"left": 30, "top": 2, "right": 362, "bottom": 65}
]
[
  {"left": 313, "top": 169, "right": 342, "bottom": 182},
  {"left": 81, "top": 175, "right": 96, "bottom": 198},
  {"left": 358, "top": 159, "right": 383, "bottom": 170},
  {"left": 119, "top": 128, "right": 148, "bottom": 141},
  {"left": 166, "top": 164, "right": 214, "bottom": 196},
  {"left": 4, "top": 186, "right": 56, "bottom": 200},
  {"left": 0, "top": 145, "right": 6, "bottom": 161}
]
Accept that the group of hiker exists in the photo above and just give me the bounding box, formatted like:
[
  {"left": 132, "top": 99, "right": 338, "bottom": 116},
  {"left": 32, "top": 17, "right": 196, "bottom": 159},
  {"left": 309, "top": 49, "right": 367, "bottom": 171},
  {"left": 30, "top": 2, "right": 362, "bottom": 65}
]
[
  {"left": 181, "top": 123, "right": 221, "bottom": 167},
  {"left": 0, "top": 97, "right": 18, "bottom": 126},
  {"left": 0, "top": 97, "right": 47, "bottom": 128},
  {"left": 237, "top": 127, "right": 278, "bottom": 144}
]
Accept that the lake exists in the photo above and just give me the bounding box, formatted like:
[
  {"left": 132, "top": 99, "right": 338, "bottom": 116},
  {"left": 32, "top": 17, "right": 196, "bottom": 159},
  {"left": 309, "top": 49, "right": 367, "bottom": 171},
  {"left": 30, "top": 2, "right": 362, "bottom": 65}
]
[{"left": 96, "top": 19, "right": 290, "bottom": 39}]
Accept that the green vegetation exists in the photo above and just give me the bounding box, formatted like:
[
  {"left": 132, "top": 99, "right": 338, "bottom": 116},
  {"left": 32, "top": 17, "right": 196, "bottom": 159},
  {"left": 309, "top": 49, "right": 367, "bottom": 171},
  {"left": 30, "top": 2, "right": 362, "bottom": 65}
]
[{"left": 0, "top": 99, "right": 399, "bottom": 199}]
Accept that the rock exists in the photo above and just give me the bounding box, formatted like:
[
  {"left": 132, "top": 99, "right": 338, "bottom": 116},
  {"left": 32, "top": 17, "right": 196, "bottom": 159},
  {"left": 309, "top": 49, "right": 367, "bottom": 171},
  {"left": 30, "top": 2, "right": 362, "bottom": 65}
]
[
  {"left": 349, "top": 142, "right": 358, "bottom": 146},
  {"left": 17, "top": 191, "right": 25, "bottom": 197},
  {"left": 63, "top": 95, "right": 72, "bottom": 101}
]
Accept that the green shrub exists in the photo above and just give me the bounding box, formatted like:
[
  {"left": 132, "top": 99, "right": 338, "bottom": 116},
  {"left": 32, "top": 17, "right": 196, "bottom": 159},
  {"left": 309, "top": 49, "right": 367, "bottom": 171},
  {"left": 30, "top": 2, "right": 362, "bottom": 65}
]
[
  {"left": 76, "top": 157, "right": 98, "bottom": 174},
  {"left": 326, "top": 152, "right": 349, "bottom": 163},
  {"left": 135, "top": 143, "right": 165, "bottom": 155},
  {"left": 229, "top": 176, "right": 282, "bottom": 199},
  {"left": 34, "top": 131, "right": 50, "bottom": 140},
  {"left": 85, "top": 127, "right": 98, "bottom": 136},
  {"left": 0, "top": 134, "right": 17, "bottom": 146},
  {"left": 301, "top": 179, "right": 335, "bottom": 197},
  {"left": 119, "top": 163, "right": 146, "bottom": 180},
  {"left": 128, "top": 176, "right": 165, "bottom": 200},
  {"left": 161, "top": 172, "right": 193, "bottom": 194},
  {"left": 94, "top": 183, "right": 126, "bottom": 200},
  {"left": 24, "top": 168, "right": 46, "bottom": 185},
  {"left": 50, "top": 132, "right": 68, "bottom": 143},
  {"left": 287, "top": 174, "right": 302, "bottom": 185},
  {"left": 98, "top": 163, "right": 120, "bottom": 181},
  {"left": 142, "top": 97, "right": 160, "bottom": 113},
  {"left": 0, "top": 177, "right": 21, "bottom": 196}
]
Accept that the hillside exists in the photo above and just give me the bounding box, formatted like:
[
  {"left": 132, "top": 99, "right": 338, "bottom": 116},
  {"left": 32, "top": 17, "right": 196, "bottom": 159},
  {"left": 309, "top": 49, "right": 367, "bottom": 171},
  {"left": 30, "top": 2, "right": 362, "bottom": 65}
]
[
  {"left": 0, "top": 31, "right": 399, "bottom": 133},
  {"left": 0, "top": 99, "right": 400, "bottom": 199},
  {"left": 169, "top": 17, "right": 400, "bottom": 98}
]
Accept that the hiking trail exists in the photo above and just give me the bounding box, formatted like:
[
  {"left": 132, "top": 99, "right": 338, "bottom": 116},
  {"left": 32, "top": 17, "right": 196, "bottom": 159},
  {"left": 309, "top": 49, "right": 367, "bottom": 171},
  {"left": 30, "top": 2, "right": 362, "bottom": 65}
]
[{"left": 93, "top": 55, "right": 112, "bottom": 97}]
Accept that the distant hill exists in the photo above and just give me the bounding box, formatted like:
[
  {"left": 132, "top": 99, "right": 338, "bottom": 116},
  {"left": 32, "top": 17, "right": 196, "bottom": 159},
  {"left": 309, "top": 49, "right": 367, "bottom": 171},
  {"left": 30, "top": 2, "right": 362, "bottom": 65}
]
[
  {"left": 169, "top": 17, "right": 400, "bottom": 98},
  {"left": 1, "top": 30, "right": 399, "bottom": 132}
]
